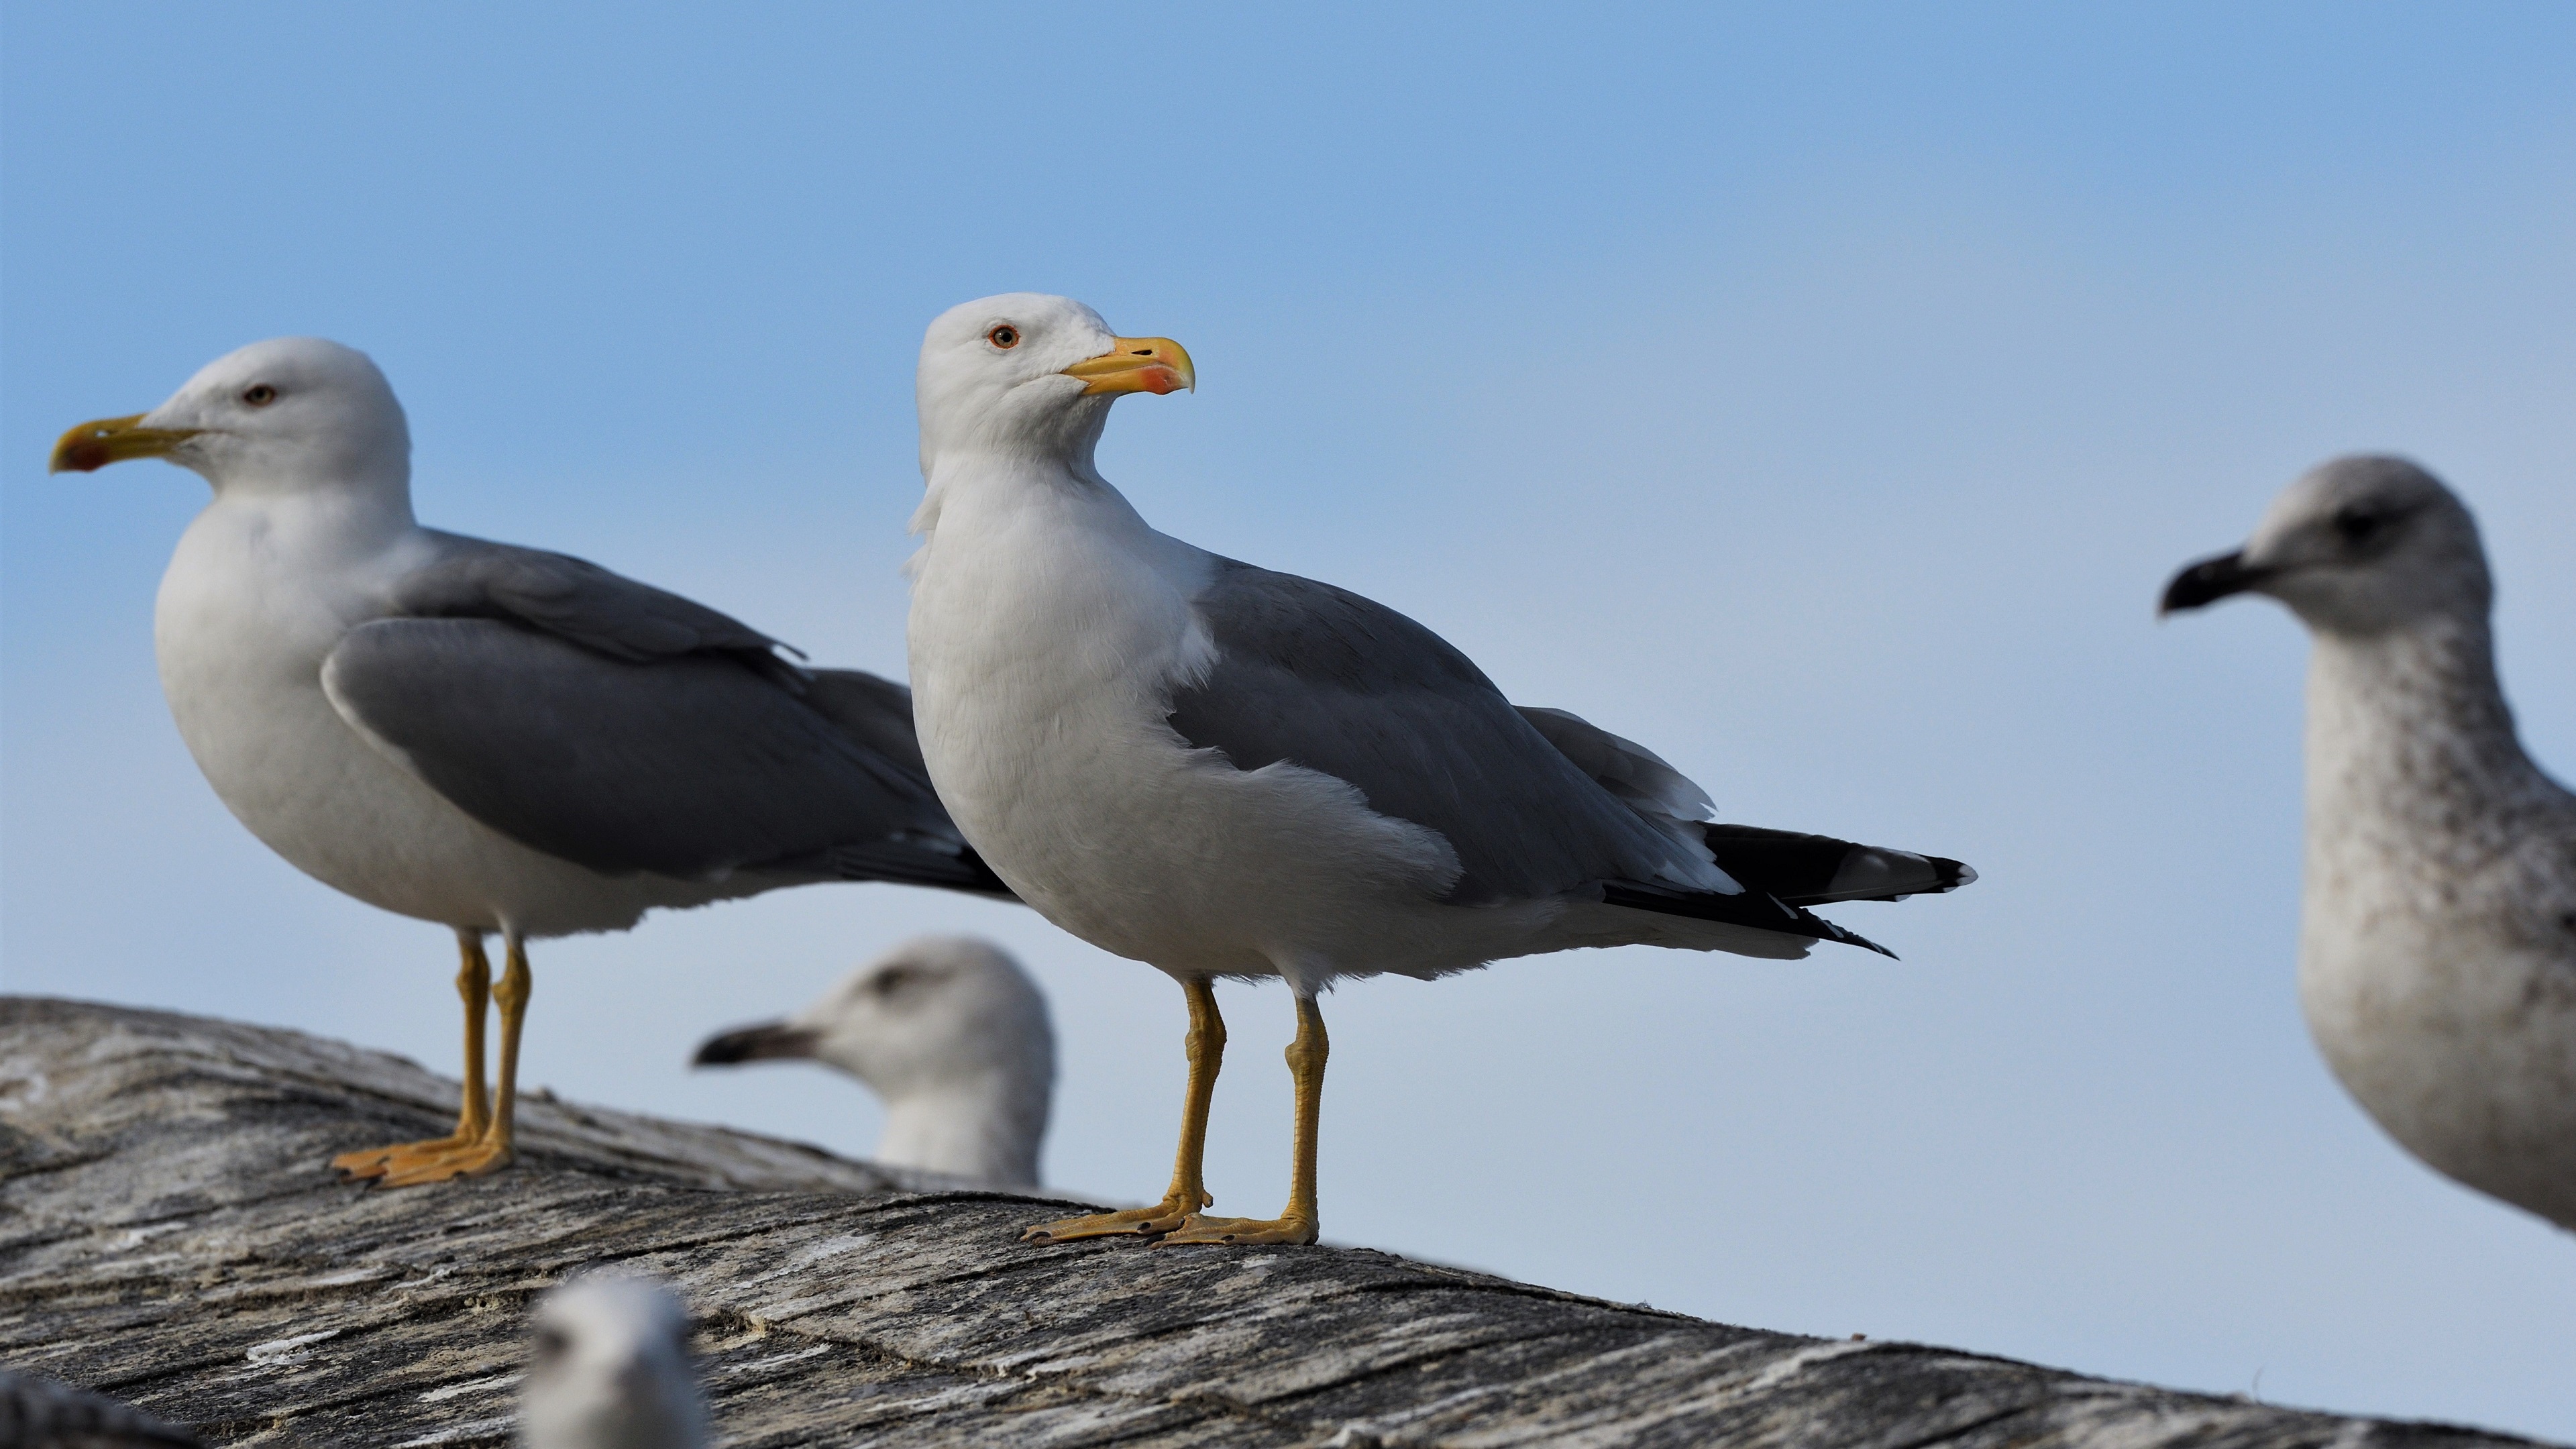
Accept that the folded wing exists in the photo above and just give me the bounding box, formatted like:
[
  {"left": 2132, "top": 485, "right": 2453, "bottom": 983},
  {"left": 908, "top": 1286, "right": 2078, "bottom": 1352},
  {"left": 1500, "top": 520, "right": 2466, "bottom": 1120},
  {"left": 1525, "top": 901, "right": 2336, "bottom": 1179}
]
[
  {"left": 1518, "top": 706, "right": 1976, "bottom": 905},
  {"left": 1169, "top": 559, "right": 1908, "bottom": 951},
  {"left": 393, "top": 532, "right": 800, "bottom": 679},
  {"left": 322, "top": 537, "right": 1007, "bottom": 894},
  {"left": 1171, "top": 559, "right": 1725, "bottom": 905}
]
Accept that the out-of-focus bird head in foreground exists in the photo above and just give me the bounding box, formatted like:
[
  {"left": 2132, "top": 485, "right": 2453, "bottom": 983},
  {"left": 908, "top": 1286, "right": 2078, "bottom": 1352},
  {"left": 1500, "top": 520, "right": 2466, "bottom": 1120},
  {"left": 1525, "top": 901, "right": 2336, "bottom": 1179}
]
[
  {"left": 50, "top": 337, "right": 410, "bottom": 496},
  {"left": 522, "top": 1277, "right": 707, "bottom": 1449},
  {"left": 2159, "top": 455, "right": 2489, "bottom": 635},
  {"left": 0, "top": 1368, "right": 205, "bottom": 1448}
]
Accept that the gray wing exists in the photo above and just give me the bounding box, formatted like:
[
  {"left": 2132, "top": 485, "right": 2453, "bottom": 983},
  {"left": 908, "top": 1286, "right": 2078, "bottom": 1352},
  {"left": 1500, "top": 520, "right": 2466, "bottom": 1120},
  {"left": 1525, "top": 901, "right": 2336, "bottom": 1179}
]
[
  {"left": 800, "top": 667, "right": 933, "bottom": 779},
  {"left": 1519, "top": 705, "right": 1975, "bottom": 905},
  {"left": 1515, "top": 705, "right": 1715, "bottom": 826},
  {"left": 322, "top": 618, "right": 1003, "bottom": 892},
  {"left": 1167, "top": 559, "right": 1728, "bottom": 906},
  {"left": 392, "top": 532, "right": 798, "bottom": 680}
]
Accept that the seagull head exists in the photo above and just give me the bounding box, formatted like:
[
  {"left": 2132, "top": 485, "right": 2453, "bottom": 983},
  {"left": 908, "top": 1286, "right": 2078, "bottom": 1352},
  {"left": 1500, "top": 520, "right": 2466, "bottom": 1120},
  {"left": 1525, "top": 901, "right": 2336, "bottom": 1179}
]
[
  {"left": 50, "top": 337, "right": 410, "bottom": 500},
  {"left": 693, "top": 934, "right": 1055, "bottom": 1103},
  {"left": 915, "top": 293, "right": 1192, "bottom": 476},
  {"left": 521, "top": 1275, "right": 708, "bottom": 1449},
  {"left": 2160, "top": 455, "right": 2491, "bottom": 636}
]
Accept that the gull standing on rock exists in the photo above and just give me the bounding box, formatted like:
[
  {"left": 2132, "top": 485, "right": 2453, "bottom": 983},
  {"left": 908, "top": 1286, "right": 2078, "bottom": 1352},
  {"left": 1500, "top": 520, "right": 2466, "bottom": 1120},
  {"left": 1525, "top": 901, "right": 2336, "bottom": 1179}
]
[
  {"left": 48, "top": 339, "right": 1012, "bottom": 1188},
  {"left": 692, "top": 934, "right": 1054, "bottom": 1187},
  {"left": 2164, "top": 455, "right": 2576, "bottom": 1232},
  {"left": 903, "top": 294, "right": 1977, "bottom": 1246}
]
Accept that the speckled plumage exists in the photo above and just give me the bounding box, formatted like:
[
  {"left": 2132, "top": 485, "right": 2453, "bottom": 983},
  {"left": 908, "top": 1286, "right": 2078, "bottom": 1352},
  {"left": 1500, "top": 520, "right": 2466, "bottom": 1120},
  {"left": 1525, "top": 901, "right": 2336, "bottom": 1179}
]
[{"left": 2167, "top": 455, "right": 2576, "bottom": 1231}]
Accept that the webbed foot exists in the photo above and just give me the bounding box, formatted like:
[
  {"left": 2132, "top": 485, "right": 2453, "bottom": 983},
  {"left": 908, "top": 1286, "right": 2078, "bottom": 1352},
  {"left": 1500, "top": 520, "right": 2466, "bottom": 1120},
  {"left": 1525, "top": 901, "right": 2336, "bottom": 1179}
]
[
  {"left": 1021, "top": 1189, "right": 1211, "bottom": 1244},
  {"left": 1155, "top": 1210, "right": 1318, "bottom": 1246}
]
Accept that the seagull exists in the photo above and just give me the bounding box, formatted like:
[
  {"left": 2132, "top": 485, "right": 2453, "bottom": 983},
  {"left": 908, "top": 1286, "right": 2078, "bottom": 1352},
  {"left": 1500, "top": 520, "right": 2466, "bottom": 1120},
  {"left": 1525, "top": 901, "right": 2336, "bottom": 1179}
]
[
  {"left": 2163, "top": 455, "right": 2576, "bottom": 1232},
  {"left": 521, "top": 1276, "right": 708, "bottom": 1449},
  {"left": 48, "top": 338, "right": 1010, "bottom": 1189},
  {"left": 691, "top": 934, "right": 1054, "bottom": 1187},
  {"left": 903, "top": 294, "right": 1977, "bottom": 1246},
  {"left": 0, "top": 1370, "right": 204, "bottom": 1448}
]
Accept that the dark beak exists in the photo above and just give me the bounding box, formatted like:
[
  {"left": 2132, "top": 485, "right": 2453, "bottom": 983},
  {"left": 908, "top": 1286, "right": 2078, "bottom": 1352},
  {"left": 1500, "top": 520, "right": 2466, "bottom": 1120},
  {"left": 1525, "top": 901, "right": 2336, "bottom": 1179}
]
[
  {"left": 2159, "top": 549, "right": 2269, "bottom": 614},
  {"left": 691, "top": 1021, "right": 820, "bottom": 1067}
]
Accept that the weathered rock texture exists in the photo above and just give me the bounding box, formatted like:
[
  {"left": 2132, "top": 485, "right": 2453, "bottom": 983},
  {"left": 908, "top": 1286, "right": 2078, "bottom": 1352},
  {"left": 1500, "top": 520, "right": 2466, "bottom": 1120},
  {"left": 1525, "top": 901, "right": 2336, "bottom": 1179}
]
[{"left": 0, "top": 998, "right": 2546, "bottom": 1448}]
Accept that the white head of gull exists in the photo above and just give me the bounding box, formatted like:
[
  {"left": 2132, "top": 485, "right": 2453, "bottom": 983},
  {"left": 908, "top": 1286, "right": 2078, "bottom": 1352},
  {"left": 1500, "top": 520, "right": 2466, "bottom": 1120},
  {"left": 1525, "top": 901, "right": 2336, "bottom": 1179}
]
[
  {"left": 902, "top": 293, "right": 1976, "bottom": 1246},
  {"left": 2164, "top": 456, "right": 2576, "bottom": 1231},
  {"left": 521, "top": 1276, "right": 708, "bottom": 1449},
  {"left": 692, "top": 934, "right": 1054, "bottom": 1187},
  {"left": 49, "top": 339, "right": 1011, "bottom": 1189}
]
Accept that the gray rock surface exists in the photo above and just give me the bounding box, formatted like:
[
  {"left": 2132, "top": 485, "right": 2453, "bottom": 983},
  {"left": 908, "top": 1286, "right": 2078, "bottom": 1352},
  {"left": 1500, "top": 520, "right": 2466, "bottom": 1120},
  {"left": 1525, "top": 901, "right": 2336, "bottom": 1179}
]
[{"left": 0, "top": 998, "right": 2547, "bottom": 1448}]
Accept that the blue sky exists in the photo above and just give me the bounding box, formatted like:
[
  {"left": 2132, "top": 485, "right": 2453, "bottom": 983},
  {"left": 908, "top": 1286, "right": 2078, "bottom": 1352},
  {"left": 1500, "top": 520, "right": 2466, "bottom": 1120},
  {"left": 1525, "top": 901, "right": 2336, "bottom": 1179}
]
[{"left": 5, "top": 3, "right": 2574, "bottom": 1436}]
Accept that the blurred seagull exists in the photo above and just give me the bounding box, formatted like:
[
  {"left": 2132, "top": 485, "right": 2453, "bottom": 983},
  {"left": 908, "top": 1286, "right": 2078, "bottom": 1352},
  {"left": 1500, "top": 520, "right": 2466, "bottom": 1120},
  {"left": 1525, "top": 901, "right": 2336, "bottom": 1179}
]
[
  {"left": 49, "top": 339, "right": 1010, "bottom": 1188},
  {"left": 2164, "top": 456, "right": 2576, "bottom": 1232},
  {"left": 904, "top": 294, "right": 1976, "bottom": 1246},
  {"left": 692, "top": 934, "right": 1054, "bottom": 1187},
  {"left": 0, "top": 1370, "right": 204, "bottom": 1448},
  {"left": 521, "top": 1277, "right": 708, "bottom": 1449}
]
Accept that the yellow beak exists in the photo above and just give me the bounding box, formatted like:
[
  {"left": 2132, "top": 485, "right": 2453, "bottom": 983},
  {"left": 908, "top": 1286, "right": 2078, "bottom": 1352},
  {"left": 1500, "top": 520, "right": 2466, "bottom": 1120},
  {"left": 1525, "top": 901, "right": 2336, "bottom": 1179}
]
[
  {"left": 1061, "top": 337, "right": 1195, "bottom": 396},
  {"left": 50, "top": 414, "right": 201, "bottom": 474}
]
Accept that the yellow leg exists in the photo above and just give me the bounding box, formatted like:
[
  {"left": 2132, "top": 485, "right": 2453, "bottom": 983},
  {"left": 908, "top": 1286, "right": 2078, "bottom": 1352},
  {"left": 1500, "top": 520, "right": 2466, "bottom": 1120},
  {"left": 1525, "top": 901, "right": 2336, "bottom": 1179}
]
[
  {"left": 1024, "top": 977, "right": 1226, "bottom": 1243},
  {"left": 343, "top": 930, "right": 531, "bottom": 1189},
  {"left": 482, "top": 932, "right": 532, "bottom": 1155},
  {"left": 1161, "top": 992, "right": 1324, "bottom": 1246},
  {"left": 453, "top": 930, "right": 492, "bottom": 1138},
  {"left": 333, "top": 929, "right": 492, "bottom": 1179}
]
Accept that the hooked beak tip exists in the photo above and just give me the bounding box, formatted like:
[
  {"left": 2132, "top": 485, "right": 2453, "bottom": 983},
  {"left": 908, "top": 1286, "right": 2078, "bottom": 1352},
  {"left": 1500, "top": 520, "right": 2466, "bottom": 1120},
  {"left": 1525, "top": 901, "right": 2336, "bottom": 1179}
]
[
  {"left": 49, "top": 414, "right": 190, "bottom": 474},
  {"left": 1061, "top": 336, "right": 1196, "bottom": 397},
  {"left": 2160, "top": 550, "right": 2265, "bottom": 616},
  {"left": 691, "top": 1022, "right": 816, "bottom": 1067}
]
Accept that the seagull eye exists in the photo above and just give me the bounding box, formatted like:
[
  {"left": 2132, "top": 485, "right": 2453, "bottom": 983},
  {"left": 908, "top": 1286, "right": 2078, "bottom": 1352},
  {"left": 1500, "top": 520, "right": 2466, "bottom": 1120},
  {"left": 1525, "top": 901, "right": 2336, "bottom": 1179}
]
[
  {"left": 987, "top": 325, "right": 1020, "bottom": 350},
  {"left": 2331, "top": 505, "right": 2383, "bottom": 545},
  {"left": 241, "top": 384, "right": 279, "bottom": 407},
  {"left": 531, "top": 1325, "right": 570, "bottom": 1367}
]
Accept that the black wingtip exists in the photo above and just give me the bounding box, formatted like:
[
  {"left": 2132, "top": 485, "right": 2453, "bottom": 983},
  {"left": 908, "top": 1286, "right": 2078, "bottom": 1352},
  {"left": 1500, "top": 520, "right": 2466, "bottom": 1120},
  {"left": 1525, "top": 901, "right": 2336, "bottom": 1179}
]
[
  {"left": 1808, "top": 912, "right": 1899, "bottom": 959},
  {"left": 1698, "top": 824, "right": 1977, "bottom": 905},
  {"left": 796, "top": 839, "right": 1020, "bottom": 899},
  {"left": 1599, "top": 881, "right": 1898, "bottom": 958},
  {"left": 955, "top": 845, "right": 1018, "bottom": 898}
]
